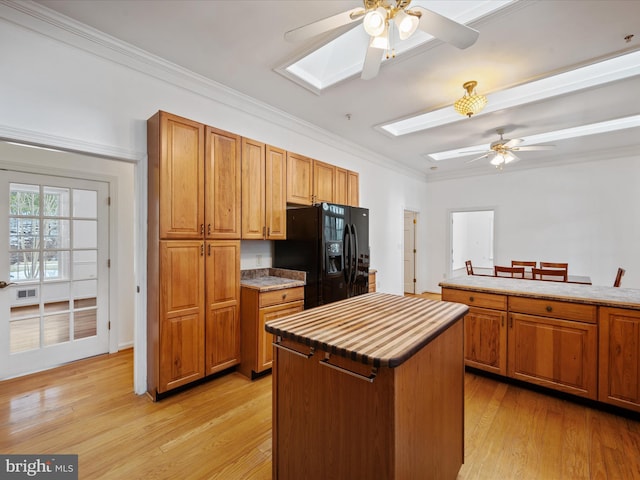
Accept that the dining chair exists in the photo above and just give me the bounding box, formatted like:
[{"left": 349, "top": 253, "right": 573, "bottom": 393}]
[
  {"left": 532, "top": 267, "right": 568, "bottom": 282},
  {"left": 494, "top": 266, "right": 525, "bottom": 278},
  {"left": 540, "top": 262, "right": 568, "bottom": 271},
  {"left": 511, "top": 260, "right": 537, "bottom": 272},
  {"left": 465, "top": 260, "right": 474, "bottom": 275},
  {"left": 614, "top": 267, "right": 625, "bottom": 287}
]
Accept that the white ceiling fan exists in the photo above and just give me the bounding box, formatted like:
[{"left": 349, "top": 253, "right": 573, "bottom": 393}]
[
  {"left": 467, "top": 129, "right": 556, "bottom": 169},
  {"left": 284, "top": 0, "right": 479, "bottom": 80}
]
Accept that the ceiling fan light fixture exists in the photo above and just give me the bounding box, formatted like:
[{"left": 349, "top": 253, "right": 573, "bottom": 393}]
[
  {"left": 370, "top": 23, "right": 390, "bottom": 50},
  {"left": 394, "top": 10, "right": 419, "bottom": 40},
  {"left": 454, "top": 80, "right": 488, "bottom": 118},
  {"left": 363, "top": 7, "right": 387, "bottom": 37}
]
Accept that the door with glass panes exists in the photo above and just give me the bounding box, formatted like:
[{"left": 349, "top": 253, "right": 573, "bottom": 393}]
[{"left": 0, "top": 171, "right": 109, "bottom": 379}]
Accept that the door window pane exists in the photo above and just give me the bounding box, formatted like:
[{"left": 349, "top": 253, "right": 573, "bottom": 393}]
[
  {"left": 44, "top": 313, "right": 70, "bottom": 346},
  {"left": 73, "top": 189, "right": 97, "bottom": 218},
  {"left": 73, "top": 250, "right": 97, "bottom": 279},
  {"left": 43, "top": 219, "right": 70, "bottom": 249},
  {"left": 74, "top": 309, "right": 97, "bottom": 339},
  {"left": 43, "top": 186, "right": 70, "bottom": 217},
  {"left": 11, "top": 251, "right": 40, "bottom": 281},
  {"left": 44, "top": 250, "right": 70, "bottom": 280},
  {"left": 73, "top": 220, "right": 97, "bottom": 249},
  {"left": 10, "top": 317, "right": 40, "bottom": 353},
  {"left": 10, "top": 184, "right": 40, "bottom": 216}
]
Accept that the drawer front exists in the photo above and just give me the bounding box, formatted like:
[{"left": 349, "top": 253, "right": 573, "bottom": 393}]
[
  {"left": 508, "top": 297, "right": 597, "bottom": 323},
  {"left": 260, "top": 286, "right": 304, "bottom": 307},
  {"left": 442, "top": 288, "right": 507, "bottom": 311}
]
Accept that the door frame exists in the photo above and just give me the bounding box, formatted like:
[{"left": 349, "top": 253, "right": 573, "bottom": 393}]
[
  {"left": 403, "top": 210, "right": 418, "bottom": 294},
  {"left": 0, "top": 148, "right": 121, "bottom": 357}
]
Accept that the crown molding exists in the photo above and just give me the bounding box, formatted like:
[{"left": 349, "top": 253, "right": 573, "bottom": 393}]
[{"left": 0, "top": 0, "right": 426, "bottom": 180}]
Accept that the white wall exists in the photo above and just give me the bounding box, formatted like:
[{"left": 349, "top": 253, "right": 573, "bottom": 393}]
[
  {"left": 0, "top": 4, "right": 427, "bottom": 393},
  {"left": 425, "top": 155, "right": 640, "bottom": 292}
]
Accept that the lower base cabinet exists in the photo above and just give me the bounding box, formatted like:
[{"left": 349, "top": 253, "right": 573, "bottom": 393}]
[
  {"left": 239, "top": 286, "right": 304, "bottom": 378},
  {"left": 599, "top": 307, "right": 640, "bottom": 412}
]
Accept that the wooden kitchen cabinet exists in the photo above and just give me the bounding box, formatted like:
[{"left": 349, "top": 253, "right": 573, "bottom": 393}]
[
  {"left": 157, "top": 240, "right": 205, "bottom": 394},
  {"left": 335, "top": 167, "right": 348, "bottom": 205},
  {"left": 150, "top": 111, "right": 205, "bottom": 240},
  {"left": 442, "top": 288, "right": 507, "bottom": 375},
  {"left": 242, "top": 138, "right": 287, "bottom": 239},
  {"left": 205, "top": 126, "right": 241, "bottom": 239},
  {"left": 508, "top": 297, "right": 598, "bottom": 399},
  {"left": 239, "top": 286, "right": 304, "bottom": 379},
  {"left": 313, "top": 159, "right": 335, "bottom": 204},
  {"left": 347, "top": 170, "right": 359, "bottom": 206},
  {"left": 205, "top": 240, "right": 241, "bottom": 375},
  {"left": 148, "top": 111, "right": 241, "bottom": 399},
  {"left": 286, "top": 152, "right": 313, "bottom": 205},
  {"left": 599, "top": 307, "right": 640, "bottom": 412}
]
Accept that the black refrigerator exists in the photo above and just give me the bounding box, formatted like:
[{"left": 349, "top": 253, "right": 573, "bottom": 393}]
[{"left": 274, "top": 202, "right": 370, "bottom": 310}]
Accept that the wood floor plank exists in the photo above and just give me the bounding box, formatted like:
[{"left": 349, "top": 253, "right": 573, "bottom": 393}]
[{"left": 2, "top": 348, "right": 640, "bottom": 479}]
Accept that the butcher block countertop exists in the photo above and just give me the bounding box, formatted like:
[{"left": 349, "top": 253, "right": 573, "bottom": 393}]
[
  {"left": 440, "top": 275, "right": 640, "bottom": 310},
  {"left": 264, "top": 292, "right": 468, "bottom": 368},
  {"left": 240, "top": 267, "right": 305, "bottom": 292}
]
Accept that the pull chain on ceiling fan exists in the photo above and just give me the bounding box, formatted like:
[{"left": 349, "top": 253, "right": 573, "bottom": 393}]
[{"left": 284, "top": 0, "right": 479, "bottom": 80}]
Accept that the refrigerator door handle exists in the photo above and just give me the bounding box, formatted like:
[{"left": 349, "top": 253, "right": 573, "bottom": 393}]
[
  {"left": 343, "top": 225, "right": 351, "bottom": 283},
  {"left": 351, "top": 224, "right": 358, "bottom": 285}
]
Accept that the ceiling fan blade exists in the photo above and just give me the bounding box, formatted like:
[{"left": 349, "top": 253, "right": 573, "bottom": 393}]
[
  {"left": 361, "top": 41, "right": 385, "bottom": 80},
  {"left": 412, "top": 6, "right": 479, "bottom": 49},
  {"left": 513, "top": 145, "right": 555, "bottom": 151},
  {"left": 284, "top": 7, "right": 365, "bottom": 43},
  {"left": 466, "top": 153, "right": 490, "bottom": 164},
  {"left": 503, "top": 138, "right": 523, "bottom": 148}
]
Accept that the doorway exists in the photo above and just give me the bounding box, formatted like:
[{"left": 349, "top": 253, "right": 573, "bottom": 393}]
[
  {"left": 451, "top": 209, "right": 494, "bottom": 276},
  {"left": 404, "top": 210, "right": 417, "bottom": 293},
  {"left": 0, "top": 170, "right": 110, "bottom": 379}
]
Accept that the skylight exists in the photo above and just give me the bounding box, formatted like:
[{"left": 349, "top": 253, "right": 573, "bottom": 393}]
[
  {"left": 279, "top": 0, "right": 513, "bottom": 93},
  {"left": 382, "top": 49, "right": 640, "bottom": 137}
]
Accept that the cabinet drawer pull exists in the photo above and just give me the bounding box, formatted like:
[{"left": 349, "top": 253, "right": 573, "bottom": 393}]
[
  {"left": 282, "top": 293, "right": 287, "bottom": 300},
  {"left": 273, "top": 336, "right": 314, "bottom": 359},
  {"left": 320, "top": 354, "right": 377, "bottom": 383},
  {"left": 469, "top": 296, "right": 474, "bottom": 302},
  {"left": 546, "top": 306, "right": 553, "bottom": 312}
]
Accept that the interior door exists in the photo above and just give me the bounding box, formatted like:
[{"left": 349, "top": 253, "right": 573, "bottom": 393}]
[
  {"left": 0, "top": 171, "right": 109, "bottom": 379},
  {"left": 404, "top": 211, "right": 416, "bottom": 293}
]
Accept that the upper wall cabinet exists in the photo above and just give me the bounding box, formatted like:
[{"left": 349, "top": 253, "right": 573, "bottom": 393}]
[
  {"left": 205, "top": 126, "right": 241, "bottom": 239},
  {"left": 287, "top": 152, "right": 360, "bottom": 207},
  {"left": 150, "top": 111, "right": 205, "bottom": 240},
  {"left": 242, "top": 139, "right": 287, "bottom": 240},
  {"left": 286, "top": 152, "right": 313, "bottom": 205},
  {"left": 313, "top": 160, "right": 335, "bottom": 204}
]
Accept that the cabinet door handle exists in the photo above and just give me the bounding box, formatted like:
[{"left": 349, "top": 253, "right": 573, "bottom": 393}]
[
  {"left": 509, "top": 315, "right": 513, "bottom": 328},
  {"left": 200, "top": 243, "right": 204, "bottom": 256},
  {"left": 502, "top": 316, "right": 504, "bottom": 327},
  {"left": 208, "top": 224, "right": 212, "bottom": 235},
  {"left": 208, "top": 243, "right": 211, "bottom": 256},
  {"left": 200, "top": 224, "right": 204, "bottom": 234},
  {"left": 320, "top": 354, "right": 377, "bottom": 383}
]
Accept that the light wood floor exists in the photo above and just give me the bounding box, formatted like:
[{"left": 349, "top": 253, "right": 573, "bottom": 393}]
[{"left": 2, "top": 349, "right": 639, "bottom": 479}]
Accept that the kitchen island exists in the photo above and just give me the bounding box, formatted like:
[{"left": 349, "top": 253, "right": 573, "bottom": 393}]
[
  {"left": 265, "top": 292, "right": 469, "bottom": 480},
  {"left": 441, "top": 275, "right": 640, "bottom": 412}
]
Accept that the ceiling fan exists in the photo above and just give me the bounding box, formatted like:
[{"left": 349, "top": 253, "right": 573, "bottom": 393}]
[
  {"left": 467, "top": 130, "right": 556, "bottom": 169},
  {"left": 284, "top": 0, "right": 479, "bottom": 80}
]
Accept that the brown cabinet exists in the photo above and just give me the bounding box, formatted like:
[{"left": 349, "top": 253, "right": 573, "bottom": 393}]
[
  {"left": 147, "top": 111, "right": 241, "bottom": 399},
  {"left": 158, "top": 240, "right": 205, "bottom": 393},
  {"left": 442, "top": 288, "right": 507, "bottom": 375},
  {"left": 599, "top": 307, "right": 640, "bottom": 412},
  {"left": 205, "top": 241, "right": 241, "bottom": 375},
  {"left": 368, "top": 270, "right": 376, "bottom": 292},
  {"left": 287, "top": 152, "right": 359, "bottom": 206},
  {"left": 239, "top": 286, "right": 304, "bottom": 379},
  {"left": 205, "top": 127, "right": 241, "bottom": 239},
  {"left": 286, "top": 152, "right": 313, "bottom": 205},
  {"left": 152, "top": 112, "right": 205, "bottom": 240},
  {"left": 347, "top": 170, "right": 359, "bottom": 207},
  {"left": 313, "top": 159, "right": 335, "bottom": 204},
  {"left": 242, "top": 139, "right": 287, "bottom": 240}
]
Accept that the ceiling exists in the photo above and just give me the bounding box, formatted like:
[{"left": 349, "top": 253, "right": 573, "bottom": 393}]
[{"left": 35, "top": 0, "right": 640, "bottom": 180}]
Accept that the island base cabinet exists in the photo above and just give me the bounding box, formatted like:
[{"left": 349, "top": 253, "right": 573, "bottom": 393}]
[
  {"left": 599, "top": 307, "right": 640, "bottom": 412},
  {"left": 508, "top": 313, "right": 597, "bottom": 399},
  {"left": 272, "top": 320, "right": 464, "bottom": 480}
]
